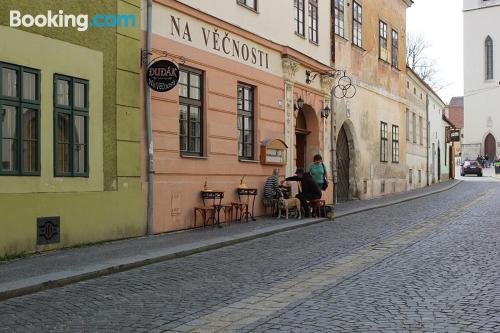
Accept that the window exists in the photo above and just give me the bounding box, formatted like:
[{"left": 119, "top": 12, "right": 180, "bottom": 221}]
[
  {"left": 0, "top": 62, "right": 40, "bottom": 175},
  {"left": 352, "top": 2, "right": 362, "bottom": 47},
  {"left": 380, "top": 122, "right": 388, "bottom": 162},
  {"left": 237, "top": 83, "right": 254, "bottom": 160},
  {"left": 406, "top": 109, "right": 410, "bottom": 141},
  {"left": 418, "top": 170, "right": 422, "bottom": 184},
  {"left": 308, "top": 0, "right": 318, "bottom": 44},
  {"left": 412, "top": 113, "right": 417, "bottom": 143},
  {"left": 485, "top": 36, "right": 493, "bottom": 80},
  {"left": 334, "top": 0, "right": 345, "bottom": 37},
  {"left": 392, "top": 125, "right": 399, "bottom": 163},
  {"left": 409, "top": 169, "right": 413, "bottom": 185},
  {"left": 54, "top": 75, "right": 88, "bottom": 177},
  {"left": 237, "top": 0, "right": 257, "bottom": 11},
  {"left": 179, "top": 67, "right": 203, "bottom": 156},
  {"left": 419, "top": 116, "right": 424, "bottom": 145},
  {"left": 294, "top": 0, "right": 305, "bottom": 36},
  {"left": 391, "top": 30, "right": 399, "bottom": 68},
  {"left": 379, "top": 21, "right": 388, "bottom": 62}
]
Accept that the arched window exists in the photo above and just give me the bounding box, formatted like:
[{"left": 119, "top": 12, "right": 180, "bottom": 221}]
[{"left": 485, "top": 36, "right": 493, "bottom": 80}]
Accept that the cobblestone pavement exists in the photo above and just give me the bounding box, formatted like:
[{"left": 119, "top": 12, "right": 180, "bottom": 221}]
[{"left": 1, "top": 180, "right": 499, "bottom": 332}]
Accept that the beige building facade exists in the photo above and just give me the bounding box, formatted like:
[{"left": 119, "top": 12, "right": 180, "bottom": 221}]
[
  {"left": 405, "top": 68, "right": 428, "bottom": 190},
  {"left": 333, "top": 0, "right": 412, "bottom": 201}
]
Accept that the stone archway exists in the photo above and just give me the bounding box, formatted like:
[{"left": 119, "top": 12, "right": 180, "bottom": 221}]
[
  {"left": 484, "top": 133, "right": 496, "bottom": 161},
  {"left": 336, "top": 121, "right": 356, "bottom": 202}
]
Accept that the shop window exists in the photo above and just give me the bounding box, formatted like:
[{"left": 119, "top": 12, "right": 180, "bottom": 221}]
[
  {"left": 392, "top": 125, "right": 399, "bottom": 163},
  {"left": 391, "top": 30, "right": 399, "bottom": 68},
  {"left": 54, "top": 75, "right": 89, "bottom": 177},
  {"left": 308, "top": 0, "right": 318, "bottom": 44},
  {"left": 380, "top": 122, "right": 388, "bottom": 162},
  {"left": 294, "top": 0, "right": 305, "bottom": 37},
  {"left": 379, "top": 20, "right": 388, "bottom": 62},
  {"left": 352, "top": 2, "right": 362, "bottom": 47},
  {"left": 179, "top": 67, "right": 203, "bottom": 156},
  {"left": 0, "top": 62, "right": 40, "bottom": 175},
  {"left": 237, "top": 83, "right": 255, "bottom": 160}
]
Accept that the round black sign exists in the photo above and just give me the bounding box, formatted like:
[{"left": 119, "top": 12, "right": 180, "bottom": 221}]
[{"left": 146, "top": 60, "right": 179, "bottom": 92}]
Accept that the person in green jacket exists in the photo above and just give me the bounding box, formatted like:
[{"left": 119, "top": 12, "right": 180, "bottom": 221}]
[{"left": 309, "top": 154, "right": 328, "bottom": 190}]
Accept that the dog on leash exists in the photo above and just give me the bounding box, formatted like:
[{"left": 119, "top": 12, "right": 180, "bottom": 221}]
[{"left": 277, "top": 197, "right": 302, "bottom": 220}]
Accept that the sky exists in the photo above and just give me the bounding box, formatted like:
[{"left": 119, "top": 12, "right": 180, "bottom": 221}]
[{"left": 407, "top": 0, "right": 463, "bottom": 104}]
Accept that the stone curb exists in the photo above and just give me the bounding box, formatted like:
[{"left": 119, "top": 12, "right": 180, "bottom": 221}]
[{"left": 0, "top": 180, "right": 462, "bottom": 302}]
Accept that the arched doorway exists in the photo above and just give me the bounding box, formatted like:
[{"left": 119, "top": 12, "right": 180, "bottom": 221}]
[
  {"left": 295, "top": 109, "right": 309, "bottom": 169},
  {"left": 295, "top": 104, "right": 319, "bottom": 170},
  {"left": 484, "top": 133, "right": 496, "bottom": 161},
  {"left": 336, "top": 126, "right": 350, "bottom": 202}
]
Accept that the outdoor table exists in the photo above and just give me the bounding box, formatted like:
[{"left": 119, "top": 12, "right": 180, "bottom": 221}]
[
  {"left": 201, "top": 190, "right": 224, "bottom": 226},
  {"left": 236, "top": 188, "right": 258, "bottom": 222}
]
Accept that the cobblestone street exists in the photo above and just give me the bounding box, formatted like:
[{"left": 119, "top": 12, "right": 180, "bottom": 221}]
[{"left": 1, "top": 179, "right": 500, "bottom": 332}]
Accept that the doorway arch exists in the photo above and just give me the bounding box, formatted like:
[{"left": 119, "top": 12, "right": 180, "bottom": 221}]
[
  {"left": 295, "top": 104, "right": 319, "bottom": 169},
  {"left": 336, "top": 122, "right": 356, "bottom": 202},
  {"left": 484, "top": 133, "right": 496, "bottom": 161}
]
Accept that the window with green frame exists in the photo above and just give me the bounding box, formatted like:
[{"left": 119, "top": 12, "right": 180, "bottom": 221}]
[
  {"left": 54, "top": 74, "right": 89, "bottom": 177},
  {"left": 0, "top": 62, "right": 40, "bottom": 176}
]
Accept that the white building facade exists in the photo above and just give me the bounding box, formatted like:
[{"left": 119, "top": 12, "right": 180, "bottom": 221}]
[
  {"left": 463, "top": 0, "right": 500, "bottom": 161},
  {"left": 406, "top": 68, "right": 428, "bottom": 190}
]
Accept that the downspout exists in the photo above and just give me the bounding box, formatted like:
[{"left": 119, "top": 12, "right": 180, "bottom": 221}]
[
  {"left": 426, "top": 94, "right": 430, "bottom": 186},
  {"left": 331, "top": 97, "right": 337, "bottom": 204},
  {"left": 145, "top": 0, "right": 154, "bottom": 235}
]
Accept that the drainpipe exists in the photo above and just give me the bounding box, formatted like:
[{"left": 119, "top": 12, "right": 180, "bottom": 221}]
[
  {"left": 145, "top": 0, "right": 154, "bottom": 235},
  {"left": 426, "top": 95, "right": 430, "bottom": 186},
  {"left": 331, "top": 97, "right": 337, "bottom": 204}
]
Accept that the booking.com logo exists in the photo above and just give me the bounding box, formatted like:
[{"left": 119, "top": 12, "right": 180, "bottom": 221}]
[{"left": 9, "top": 10, "right": 136, "bottom": 32}]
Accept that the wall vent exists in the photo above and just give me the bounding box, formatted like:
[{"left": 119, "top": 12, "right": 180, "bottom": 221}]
[{"left": 37, "top": 217, "right": 60, "bottom": 245}]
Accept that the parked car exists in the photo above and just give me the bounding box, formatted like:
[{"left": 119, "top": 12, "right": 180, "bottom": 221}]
[{"left": 461, "top": 161, "right": 483, "bottom": 177}]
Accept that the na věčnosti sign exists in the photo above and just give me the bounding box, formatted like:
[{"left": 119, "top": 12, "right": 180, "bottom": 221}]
[{"left": 146, "top": 60, "right": 179, "bottom": 92}]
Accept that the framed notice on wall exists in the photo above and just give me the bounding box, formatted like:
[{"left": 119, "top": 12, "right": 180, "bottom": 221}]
[{"left": 260, "top": 139, "right": 288, "bottom": 166}]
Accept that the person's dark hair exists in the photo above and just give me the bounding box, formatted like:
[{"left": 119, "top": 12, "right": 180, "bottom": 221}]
[{"left": 313, "top": 154, "right": 322, "bottom": 162}]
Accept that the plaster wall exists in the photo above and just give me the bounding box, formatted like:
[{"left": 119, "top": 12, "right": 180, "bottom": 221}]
[
  {"left": 463, "top": 3, "right": 500, "bottom": 158},
  {"left": 406, "top": 70, "right": 428, "bottom": 190},
  {"left": 333, "top": 0, "right": 409, "bottom": 200},
  {"left": 171, "top": 0, "right": 332, "bottom": 66}
]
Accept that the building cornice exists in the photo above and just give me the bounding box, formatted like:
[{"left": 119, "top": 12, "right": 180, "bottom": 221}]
[
  {"left": 154, "top": 0, "right": 332, "bottom": 72},
  {"left": 464, "top": 4, "right": 500, "bottom": 12}
]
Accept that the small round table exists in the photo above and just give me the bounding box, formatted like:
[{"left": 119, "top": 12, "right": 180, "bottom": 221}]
[{"left": 236, "top": 188, "right": 258, "bottom": 222}]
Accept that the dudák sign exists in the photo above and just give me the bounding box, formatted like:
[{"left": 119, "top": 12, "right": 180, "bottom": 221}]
[{"left": 146, "top": 59, "right": 179, "bottom": 92}]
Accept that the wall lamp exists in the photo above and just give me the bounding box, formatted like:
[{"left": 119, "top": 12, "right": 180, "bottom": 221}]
[
  {"left": 294, "top": 97, "right": 304, "bottom": 117},
  {"left": 321, "top": 105, "right": 331, "bottom": 119}
]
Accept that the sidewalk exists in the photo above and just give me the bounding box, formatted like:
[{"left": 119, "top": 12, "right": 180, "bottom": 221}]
[{"left": 0, "top": 179, "right": 461, "bottom": 301}]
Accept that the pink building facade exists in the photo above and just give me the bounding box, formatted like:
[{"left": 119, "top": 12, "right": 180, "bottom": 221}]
[{"left": 143, "top": 0, "right": 334, "bottom": 233}]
